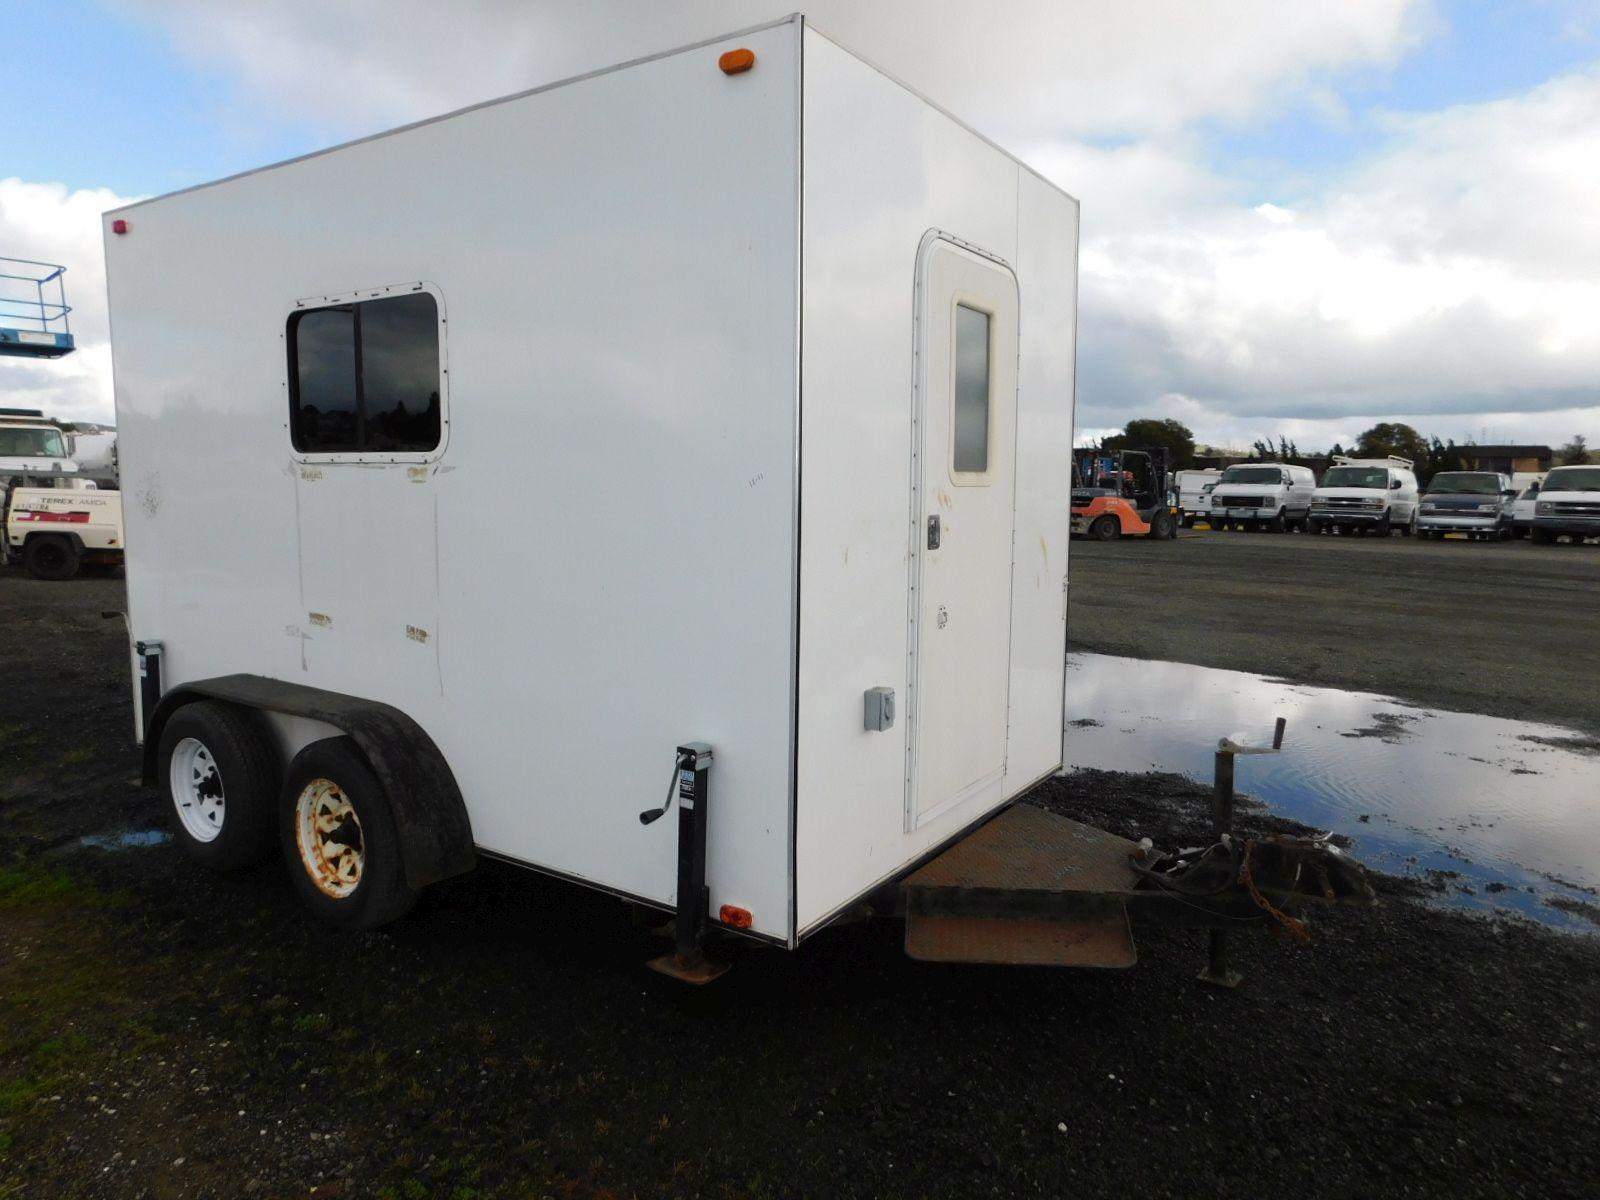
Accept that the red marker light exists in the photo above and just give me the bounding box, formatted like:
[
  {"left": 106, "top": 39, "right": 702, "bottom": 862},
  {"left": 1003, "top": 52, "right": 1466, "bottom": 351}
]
[
  {"left": 112, "top": 219, "right": 129, "bottom": 234},
  {"left": 719, "top": 905, "right": 753, "bottom": 929}
]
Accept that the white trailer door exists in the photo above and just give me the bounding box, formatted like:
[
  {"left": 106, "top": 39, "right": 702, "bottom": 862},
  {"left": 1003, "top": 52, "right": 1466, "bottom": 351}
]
[{"left": 907, "top": 237, "right": 1019, "bottom": 830}]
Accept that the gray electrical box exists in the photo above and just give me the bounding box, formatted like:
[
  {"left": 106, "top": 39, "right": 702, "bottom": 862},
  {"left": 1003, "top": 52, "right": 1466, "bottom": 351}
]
[{"left": 863, "top": 687, "right": 895, "bottom": 732}]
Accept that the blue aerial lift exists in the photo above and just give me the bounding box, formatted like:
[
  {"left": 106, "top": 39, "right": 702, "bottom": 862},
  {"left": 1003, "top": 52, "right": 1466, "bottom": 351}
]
[{"left": 0, "top": 256, "right": 75, "bottom": 358}]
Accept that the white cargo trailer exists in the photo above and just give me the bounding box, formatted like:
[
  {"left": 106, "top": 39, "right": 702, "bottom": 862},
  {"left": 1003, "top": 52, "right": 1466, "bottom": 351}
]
[{"left": 105, "top": 16, "right": 1080, "bottom": 967}]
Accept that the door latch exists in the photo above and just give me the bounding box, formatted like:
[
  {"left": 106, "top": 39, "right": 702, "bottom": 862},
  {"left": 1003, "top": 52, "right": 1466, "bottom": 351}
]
[{"left": 927, "top": 514, "right": 941, "bottom": 549}]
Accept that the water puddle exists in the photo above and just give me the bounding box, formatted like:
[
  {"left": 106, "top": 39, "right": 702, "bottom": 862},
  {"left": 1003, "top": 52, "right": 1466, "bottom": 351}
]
[
  {"left": 78, "top": 829, "right": 172, "bottom": 851},
  {"left": 1064, "top": 653, "right": 1600, "bottom": 932}
]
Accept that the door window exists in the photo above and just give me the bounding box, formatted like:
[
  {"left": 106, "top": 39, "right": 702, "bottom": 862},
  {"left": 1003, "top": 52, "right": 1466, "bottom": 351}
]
[{"left": 952, "top": 303, "right": 991, "bottom": 476}]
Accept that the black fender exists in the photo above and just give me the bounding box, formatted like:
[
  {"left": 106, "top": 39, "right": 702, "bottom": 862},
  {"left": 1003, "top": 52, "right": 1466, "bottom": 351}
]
[{"left": 143, "top": 674, "right": 474, "bottom": 889}]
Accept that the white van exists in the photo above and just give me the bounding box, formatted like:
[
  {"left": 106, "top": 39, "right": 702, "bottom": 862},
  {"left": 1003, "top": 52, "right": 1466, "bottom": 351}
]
[
  {"left": 1207, "top": 462, "right": 1317, "bottom": 532},
  {"left": 1531, "top": 465, "right": 1600, "bottom": 544},
  {"left": 1174, "top": 468, "right": 1221, "bottom": 528},
  {"left": 1308, "top": 455, "right": 1420, "bottom": 537}
]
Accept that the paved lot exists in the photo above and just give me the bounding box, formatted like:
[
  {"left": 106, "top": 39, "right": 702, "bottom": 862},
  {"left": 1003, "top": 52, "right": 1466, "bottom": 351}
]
[{"left": 1068, "top": 529, "right": 1600, "bottom": 734}]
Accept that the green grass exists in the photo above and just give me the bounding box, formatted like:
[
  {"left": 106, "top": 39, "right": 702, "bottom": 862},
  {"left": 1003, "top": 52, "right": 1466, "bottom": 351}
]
[{"left": 0, "top": 867, "right": 90, "bottom": 910}]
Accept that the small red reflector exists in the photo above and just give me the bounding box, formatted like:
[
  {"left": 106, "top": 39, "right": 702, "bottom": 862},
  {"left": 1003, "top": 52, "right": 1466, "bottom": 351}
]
[
  {"left": 719, "top": 905, "right": 753, "bottom": 929},
  {"left": 111, "top": 219, "right": 129, "bottom": 234},
  {"left": 719, "top": 48, "right": 756, "bottom": 75}
]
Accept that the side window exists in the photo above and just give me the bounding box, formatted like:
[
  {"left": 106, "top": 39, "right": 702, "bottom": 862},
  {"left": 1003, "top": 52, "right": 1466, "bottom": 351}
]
[
  {"left": 952, "top": 303, "right": 991, "bottom": 474},
  {"left": 288, "top": 290, "right": 441, "bottom": 455}
]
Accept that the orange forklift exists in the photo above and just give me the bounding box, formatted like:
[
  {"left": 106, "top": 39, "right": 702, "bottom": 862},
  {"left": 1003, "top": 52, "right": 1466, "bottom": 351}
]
[{"left": 1070, "top": 446, "right": 1178, "bottom": 541}]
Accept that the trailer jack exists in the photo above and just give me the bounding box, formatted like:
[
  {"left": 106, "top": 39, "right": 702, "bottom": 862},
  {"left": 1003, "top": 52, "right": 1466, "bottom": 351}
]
[{"left": 642, "top": 742, "right": 728, "bottom": 985}]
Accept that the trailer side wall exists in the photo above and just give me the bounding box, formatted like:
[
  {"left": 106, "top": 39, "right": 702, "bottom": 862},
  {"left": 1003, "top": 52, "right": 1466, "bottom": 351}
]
[{"left": 108, "top": 22, "right": 803, "bottom": 940}]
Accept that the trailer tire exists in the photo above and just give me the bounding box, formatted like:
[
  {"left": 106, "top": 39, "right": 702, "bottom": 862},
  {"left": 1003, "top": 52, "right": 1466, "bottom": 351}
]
[
  {"left": 158, "top": 701, "right": 280, "bottom": 870},
  {"left": 23, "top": 534, "right": 80, "bottom": 581},
  {"left": 280, "top": 737, "right": 418, "bottom": 931},
  {"left": 1089, "top": 515, "right": 1120, "bottom": 541}
]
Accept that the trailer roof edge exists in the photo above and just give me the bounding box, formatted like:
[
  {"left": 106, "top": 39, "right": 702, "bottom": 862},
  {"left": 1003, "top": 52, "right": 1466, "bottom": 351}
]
[
  {"left": 106, "top": 13, "right": 806, "bottom": 218},
  {"left": 801, "top": 20, "right": 1080, "bottom": 208}
]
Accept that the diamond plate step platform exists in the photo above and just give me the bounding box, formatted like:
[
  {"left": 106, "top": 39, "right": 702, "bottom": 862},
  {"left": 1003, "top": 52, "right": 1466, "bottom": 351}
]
[{"left": 902, "top": 804, "right": 1142, "bottom": 968}]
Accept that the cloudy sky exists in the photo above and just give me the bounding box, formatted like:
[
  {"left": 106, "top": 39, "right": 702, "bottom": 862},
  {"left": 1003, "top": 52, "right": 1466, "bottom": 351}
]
[{"left": 4, "top": 0, "right": 1598, "bottom": 450}]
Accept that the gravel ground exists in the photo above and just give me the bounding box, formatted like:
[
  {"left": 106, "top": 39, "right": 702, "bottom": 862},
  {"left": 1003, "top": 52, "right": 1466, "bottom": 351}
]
[
  {"left": 3, "top": 568, "right": 1599, "bottom": 1199},
  {"left": 1067, "top": 530, "right": 1600, "bottom": 735}
]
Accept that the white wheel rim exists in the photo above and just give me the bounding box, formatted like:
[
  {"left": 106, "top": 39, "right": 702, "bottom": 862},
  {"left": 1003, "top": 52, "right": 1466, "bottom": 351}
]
[
  {"left": 294, "top": 778, "right": 364, "bottom": 899},
  {"left": 170, "top": 736, "right": 225, "bottom": 843}
]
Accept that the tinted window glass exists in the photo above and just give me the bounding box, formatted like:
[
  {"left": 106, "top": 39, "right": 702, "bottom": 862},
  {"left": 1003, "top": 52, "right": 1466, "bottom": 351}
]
[
  {"left": 289, "top": 291, "right": 440, "bottom": 454},
  {"left": 953, "top": 304, "right": 990, "bottom": 474},
  {"left": 290, "top": 307, "right": 359, "bottom": 452}
]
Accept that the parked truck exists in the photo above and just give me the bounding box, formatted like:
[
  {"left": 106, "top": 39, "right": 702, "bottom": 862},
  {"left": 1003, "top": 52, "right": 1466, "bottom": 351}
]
[
  {"left": 104, "top": 18, "right": 1095, "bottom": 971},
  {"left": 1174, "top": 468, "right": 1221, "bottom": 528}
]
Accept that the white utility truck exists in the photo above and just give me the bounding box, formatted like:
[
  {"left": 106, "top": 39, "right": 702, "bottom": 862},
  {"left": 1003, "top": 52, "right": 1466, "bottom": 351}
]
[
  {"left": 1174, "top": 468, "right": 1221, "bottom": 528},
  {"left": 105, "top": 18, "right": 1088, "bottom": 974}
]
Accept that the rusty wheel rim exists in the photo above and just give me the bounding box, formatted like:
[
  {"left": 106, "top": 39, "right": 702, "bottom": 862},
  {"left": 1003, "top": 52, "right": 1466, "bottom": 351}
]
[{"left": 294, "top": 778, "right": 364, "bottom": 899}]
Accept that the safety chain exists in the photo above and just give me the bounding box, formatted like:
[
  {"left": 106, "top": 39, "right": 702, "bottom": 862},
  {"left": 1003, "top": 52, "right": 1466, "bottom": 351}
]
[{"left": 1240, "top": 840, "right": 1311, "bottom": 944}]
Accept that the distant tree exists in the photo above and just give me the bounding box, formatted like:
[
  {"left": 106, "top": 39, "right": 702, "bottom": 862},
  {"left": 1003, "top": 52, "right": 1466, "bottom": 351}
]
[
  {"left": 1250, "top": 438, "right": 1273, "bottom": 460},
  {"left": 1353, "top": 422, "right": 1430, "bottom": 466},
  {"left": 1330, "top": 442, "right": 1346, "bottom": 458},
  {"left": 1558, "top": 435, "right": 1592, "bottom": 465},
  {"left": 1420, "top": 436, "right": 1467, "bottom": 484},
  {"left": 1104, "top": 418, "right": 1196, "bottom": 470}
]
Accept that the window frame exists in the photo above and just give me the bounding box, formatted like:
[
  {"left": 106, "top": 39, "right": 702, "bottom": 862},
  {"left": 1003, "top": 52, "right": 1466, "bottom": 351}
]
[
  {"left": 947, "top": 291, "right": 998, "bottom": 486},
  {"left": 285, "top": 281, "right": 449, "bottom": 465}
]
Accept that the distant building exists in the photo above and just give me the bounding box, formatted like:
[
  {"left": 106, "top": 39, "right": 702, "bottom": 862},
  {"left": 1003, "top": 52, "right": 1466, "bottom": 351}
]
[{"left": 1459, "top": 445, "right": 1553, "bottom": 474}]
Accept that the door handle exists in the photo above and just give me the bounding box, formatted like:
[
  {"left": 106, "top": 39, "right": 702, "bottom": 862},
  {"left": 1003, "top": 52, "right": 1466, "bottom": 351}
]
[{"left": 927, "top": 514, "right": 941, "bottom": 550}]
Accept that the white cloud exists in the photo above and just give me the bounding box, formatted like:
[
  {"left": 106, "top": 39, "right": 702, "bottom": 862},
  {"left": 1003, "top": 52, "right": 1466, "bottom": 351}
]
[
  {"left": 0, "top": 179, "right": 137, "bottom": 425},
  {"left": 27, "top": 1, "right": 1600, "bottom": 452},
  {"left": 1062, "top": 67, "right": 1600, "bottom": 446},
  {"left": 121, "top": 0, "right": 1424, "bottom": 142}
]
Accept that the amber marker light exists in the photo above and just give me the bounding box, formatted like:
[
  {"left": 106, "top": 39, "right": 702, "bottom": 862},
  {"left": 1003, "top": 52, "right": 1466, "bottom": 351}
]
[
  {"left": 719, "top": 48, "right": 756, "bottom": 75},
  {"left": 719, "top": 905, "right": 754, "bottom": 929}
]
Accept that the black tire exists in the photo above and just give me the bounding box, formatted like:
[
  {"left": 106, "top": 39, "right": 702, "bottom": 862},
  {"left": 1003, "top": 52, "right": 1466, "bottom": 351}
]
[
  {"left": 1150, "top": 510, "right": 1177, "bottom": 540},
  {"left": 1180, "top": 515, "right": 1195, "bottom": 529},
  {"left": 1267, "top": 510, "right": 1286, "bottom": 534},
  {"left": 279, "top": 737, "right": 418, "bottom": 931},
  {"left": 1089, "top": 515, "right": 1120, "bottom": 542},
  {"left": 158, "top": 701, "right": 281, "bottom": 870},
  {"left": 1373, "top": 514, "right": 1392, "bottom": 537},
  {"left": 22, "top": 535, "right": 80, "bottom": 581},
  {"left": 1307, "top": 518, "right": 1323, "bottom": 535},
  {"left": 1531, "top": 527, "right": 1555, "bottom": 544},
  {"left": 1399, "top": 515, "right": 1415, "bottom": 538}
]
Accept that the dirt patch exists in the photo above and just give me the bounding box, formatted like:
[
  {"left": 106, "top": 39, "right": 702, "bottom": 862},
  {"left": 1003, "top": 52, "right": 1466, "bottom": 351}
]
[
  {"left": 1340, "top": 711, "right": 1421, "bottom": 743},
  {"left": 4, "top": 567, "right": 1600, "bottom": 1198},
  {"left": 1519, "top": 733, "right": 1600, "bottom": 757}
]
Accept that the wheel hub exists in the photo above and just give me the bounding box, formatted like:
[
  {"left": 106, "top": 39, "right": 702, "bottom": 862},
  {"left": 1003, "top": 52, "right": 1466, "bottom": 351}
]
[
  {"left": 169, "top": 737, "right": 225, "bottom": 843},
  {"left": 294, "top": 778, "right": 365, "bottom": 898}
]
